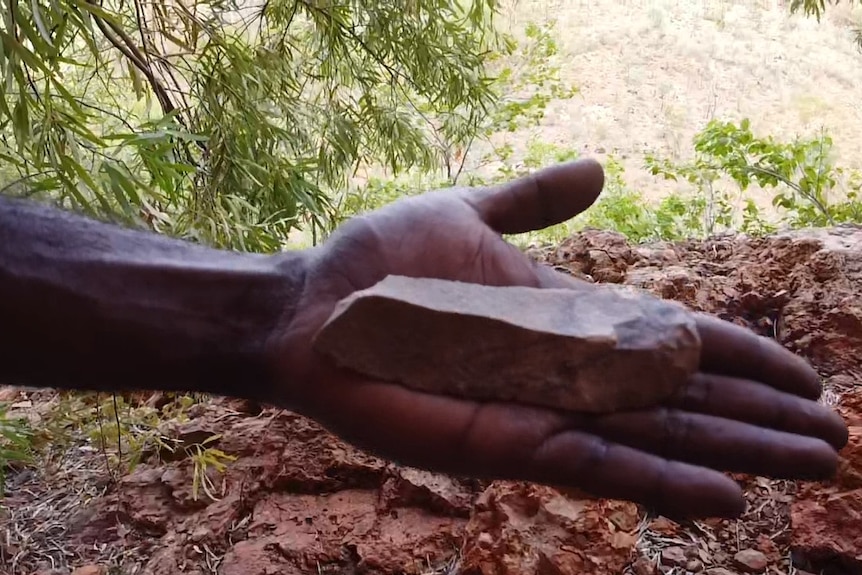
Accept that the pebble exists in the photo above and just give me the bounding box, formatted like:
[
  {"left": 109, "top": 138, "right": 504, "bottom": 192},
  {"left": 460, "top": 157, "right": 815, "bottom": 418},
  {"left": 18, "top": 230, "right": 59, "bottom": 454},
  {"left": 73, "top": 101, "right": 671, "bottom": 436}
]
[
  {"left": 733, "top": 548, "right": 769, "bottom": 572},
  {"left": 660, "top": 546, "right": 688, "bottom": 567},
  {"left": 632, "top": 555, "right": 658, "bottom": 575}
]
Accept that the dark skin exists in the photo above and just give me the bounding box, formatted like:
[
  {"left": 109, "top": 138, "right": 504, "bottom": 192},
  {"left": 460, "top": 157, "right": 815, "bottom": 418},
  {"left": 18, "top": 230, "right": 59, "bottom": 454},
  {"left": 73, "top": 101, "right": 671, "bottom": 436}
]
[{"left": 0, "top": 159, "right": 848, "bottom": 520}]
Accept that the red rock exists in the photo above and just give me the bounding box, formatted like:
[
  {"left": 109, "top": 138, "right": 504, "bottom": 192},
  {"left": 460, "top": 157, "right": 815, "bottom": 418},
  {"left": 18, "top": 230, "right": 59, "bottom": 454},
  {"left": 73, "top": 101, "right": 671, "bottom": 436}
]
[
  {"left": 530, "top": 229, "right": 636, "bottom": 283},
  {"left": 791, "top": 392, "right": 862, "bottom": 571},
  {"left": 648, "top": 516, "right": 680, "bottom": 535},
  {"left": 791, "top": 490, "right": 862, "bottom": 567},
  {"left": 660, "top": 546, "right": 688, "bottom": 567},
  {"left": 733, "top": 548, "right": 768, "bottom": 572},
  {"left": 0, "top": 385, "right": 21, "bottom": 402},
  {"left": 705, "top": 569, "right": 738, "bottom": 575},
  {"left": 71, "top": 566, "right": 104, "bottom": 575},
  {"left": 460, "top": 482, "right": 639, "bottom": 575},
  {"left": 754, "top": 534, "right": 780, "bottom": 562},
  {"left": 631, "top": 555, "right": 658, "bottom": 575},
  {"left": 380, "top": 466, "right": 474, "bottom": 516}
]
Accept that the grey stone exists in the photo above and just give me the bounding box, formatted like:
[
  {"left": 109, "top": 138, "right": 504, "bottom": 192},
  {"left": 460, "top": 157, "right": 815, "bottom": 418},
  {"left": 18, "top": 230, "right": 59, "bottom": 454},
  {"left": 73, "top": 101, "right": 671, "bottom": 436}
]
[{"left": 313, "top": 275, "right": 701, "bottom": 414}]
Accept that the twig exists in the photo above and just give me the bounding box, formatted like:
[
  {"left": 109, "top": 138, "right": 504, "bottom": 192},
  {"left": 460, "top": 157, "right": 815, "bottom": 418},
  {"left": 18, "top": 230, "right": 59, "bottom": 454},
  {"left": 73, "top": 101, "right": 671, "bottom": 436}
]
[
  {"left": 111, "top": 392, "right": 123, "bottom": 470},
  {"left": 87, "top": 9, "right": 176, "bottom": 117},
  {"left": 94, "top": 393, "right": 117, "bottom": 484}
]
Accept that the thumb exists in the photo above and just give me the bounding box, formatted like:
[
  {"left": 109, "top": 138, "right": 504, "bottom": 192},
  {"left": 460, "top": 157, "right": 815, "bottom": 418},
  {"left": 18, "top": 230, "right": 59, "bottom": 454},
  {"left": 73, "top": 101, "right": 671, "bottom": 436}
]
[{"left": 465, "top": 158, "right": 605, "bottom": 235}]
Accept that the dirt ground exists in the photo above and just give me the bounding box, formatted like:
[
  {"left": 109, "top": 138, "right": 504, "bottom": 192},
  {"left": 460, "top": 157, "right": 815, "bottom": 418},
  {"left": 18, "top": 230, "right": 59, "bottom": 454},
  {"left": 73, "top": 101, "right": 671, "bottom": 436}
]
[
  {"left": 2, "top": 223, "right": 861, "bottom": 575},
  {"left": 490, "top": 0, "right": 862, "bottom": 201}
]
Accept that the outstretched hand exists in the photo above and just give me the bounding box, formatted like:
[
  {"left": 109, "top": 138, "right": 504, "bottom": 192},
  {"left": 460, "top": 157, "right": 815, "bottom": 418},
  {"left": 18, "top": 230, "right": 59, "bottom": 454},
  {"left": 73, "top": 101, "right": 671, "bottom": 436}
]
[{"left": 270, "top": 159, "right": 848, "bottom": 519}]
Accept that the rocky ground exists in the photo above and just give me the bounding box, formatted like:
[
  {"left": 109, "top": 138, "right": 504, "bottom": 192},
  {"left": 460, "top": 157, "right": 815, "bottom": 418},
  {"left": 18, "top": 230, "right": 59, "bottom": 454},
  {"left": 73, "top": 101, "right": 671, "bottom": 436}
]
[{"left": 2, "top": 225, "right": 861, "bottom": 575}]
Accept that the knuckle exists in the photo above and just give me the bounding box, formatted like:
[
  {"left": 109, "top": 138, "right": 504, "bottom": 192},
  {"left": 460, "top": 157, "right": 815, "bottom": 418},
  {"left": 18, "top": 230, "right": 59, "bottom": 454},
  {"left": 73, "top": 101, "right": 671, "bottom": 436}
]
[{"left": 661, "top": 408, "right": 695, "bottom": 454}]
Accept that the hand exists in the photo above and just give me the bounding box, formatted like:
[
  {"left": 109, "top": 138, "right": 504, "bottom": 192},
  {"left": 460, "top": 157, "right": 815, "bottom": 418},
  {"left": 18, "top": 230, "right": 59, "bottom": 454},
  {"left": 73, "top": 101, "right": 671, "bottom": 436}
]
[{"left": 269, "top": 159, "right": 848, "bottom": 519}]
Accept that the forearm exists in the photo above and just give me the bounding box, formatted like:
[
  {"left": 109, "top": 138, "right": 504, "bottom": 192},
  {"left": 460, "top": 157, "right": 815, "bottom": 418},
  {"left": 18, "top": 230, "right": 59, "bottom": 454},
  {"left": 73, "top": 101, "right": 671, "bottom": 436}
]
[{"left": 0, "top": 196, "right": 308, "bottom": 401}]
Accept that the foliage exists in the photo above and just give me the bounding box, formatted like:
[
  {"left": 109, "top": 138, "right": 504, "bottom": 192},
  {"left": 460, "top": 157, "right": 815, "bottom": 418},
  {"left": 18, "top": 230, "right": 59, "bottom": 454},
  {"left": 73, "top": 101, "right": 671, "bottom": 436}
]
[
  {"left": 790, "top": 0, "right": 851, "bottom": 19},
  {"left": 491, "top": 136, "right": 580, "bottom": 184},
  {"left": 450, "top": 18, "right": 579, "bottom": 187},
  {"left": 647, "top": 119, "right": 862, "bottom": 230},
  {"left": 30, "top": 391, "right": 202, "bottom": 479},
  {"left": 569, "top": 157, "right": 736, "bottom": 244},
  {"left": 0, "top": 402, "right": 33, "bottom": 495},
  {"left": 343, "top": 117, "right": 862, "bottom": 249},
  {"left": 332, "top": 17, "right": 578, "bottom": 227},
  {"left": 0, "top": 0, "right": 504, "bottom": 251},
  {"left": 20, "top": 391, "right": 235, "bottom": 500},
  {"left": 186, "top": 435, "right": 235, "bottom": 501},
  {"left": 568, "top": 157, "right": 659, "bottom": 242}
]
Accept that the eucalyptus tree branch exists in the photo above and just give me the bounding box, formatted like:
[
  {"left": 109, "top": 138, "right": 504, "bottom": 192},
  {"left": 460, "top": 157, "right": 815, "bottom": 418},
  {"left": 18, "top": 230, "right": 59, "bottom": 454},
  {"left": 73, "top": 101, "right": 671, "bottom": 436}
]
[
  {"left": 132, "top": 0, "right": 150, "bottom": 63},
  {"left": 76, "top": 99, "right": 136, "bottom": 131},
  {"left": 130, "top": 0, "right": 190, "bottom": 114},
  {"left": 0, "top": 171, "right": 52, "bottom": 195},
  {"left": 296, "top": 0, "right": 420, "bottom": 92},
  {"left": 302, "top": 3, "right": 454, "bottom": 159},
  {"left": 295, "top": 0, "right": 487, "bottom": 174},
  {"left": 87, "top": 9, "right": 176, "bottom": 117},
  {"left": 83, "top": 0, "right": 208, "bottom": 166},
  {"left": 86, "top": 0, "right": 186, "bottom": 121}
]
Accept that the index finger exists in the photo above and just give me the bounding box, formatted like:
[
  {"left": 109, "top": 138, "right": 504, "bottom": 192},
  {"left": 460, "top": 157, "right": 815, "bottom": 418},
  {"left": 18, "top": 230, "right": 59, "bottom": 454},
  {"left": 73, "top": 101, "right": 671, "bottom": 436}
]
[{"left": 695, "top": 313, "right": 822, "bottom": 400}]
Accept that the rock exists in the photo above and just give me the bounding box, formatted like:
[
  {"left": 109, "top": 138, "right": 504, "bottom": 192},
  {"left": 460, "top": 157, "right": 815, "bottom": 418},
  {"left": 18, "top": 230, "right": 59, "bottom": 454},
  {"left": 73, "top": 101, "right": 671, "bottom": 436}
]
[
  {"left": 660, "top": 546, "right": 688, "bottom": 567},
  {"left": 733, "top": 548, "right": 768, "bottom": 572},
  {"left": 686, "top": 559, "right": 704, "bottom": 572},
  {"left": 380, "top": 466, "right": 474, "bottom": 517},
  {"left": 532, "top": 229, "right": 636, "bottom": 283},
  {"left": 791, "top": 390, "right": 862, "bottom": 571},
  {"left": 775, "top": 227, "right": 862, "bottom": 376},
  {"left": 460, "top": 482, "right": 640, "bottom": 575},
  {"left": 314, "top": 275, "right": 701, "bottom": 414},
  {"left": 631, "top": 556, "right": 658, "bottom": 575},
  {"left": 648, "top": 516, "right": 680, "bottom": 535},
  {"left": 189, "top": 526, "right": 210, "bottom": 542},
  {"left": 0, "top": 385, "right": 21, "bottom": 402},
  {"left": 71, "top": 566, "right": 104, "bottom": 575},
  {"left": 705, "top": 569, "right": 738, "bottom": 575}
]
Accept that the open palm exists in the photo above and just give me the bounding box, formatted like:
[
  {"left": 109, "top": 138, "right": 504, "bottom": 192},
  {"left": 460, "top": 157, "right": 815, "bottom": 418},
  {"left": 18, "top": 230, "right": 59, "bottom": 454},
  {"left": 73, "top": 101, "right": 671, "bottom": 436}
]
[{"left": 270, "top": 159, "right": 847, "bottom": 519}]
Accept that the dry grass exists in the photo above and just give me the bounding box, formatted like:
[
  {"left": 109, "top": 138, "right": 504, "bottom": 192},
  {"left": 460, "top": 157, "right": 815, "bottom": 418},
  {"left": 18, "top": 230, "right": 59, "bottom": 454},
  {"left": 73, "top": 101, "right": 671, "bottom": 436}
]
[
  {"left": 1, "top": 422, "right": 128, "bottom": 574},
  {"left": 489, "top": 0, "right": 862, "bottom": 200}
]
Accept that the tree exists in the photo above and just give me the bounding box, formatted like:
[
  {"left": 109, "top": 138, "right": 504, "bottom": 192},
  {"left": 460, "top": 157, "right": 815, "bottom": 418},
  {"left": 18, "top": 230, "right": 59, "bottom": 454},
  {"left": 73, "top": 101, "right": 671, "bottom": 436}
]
[{"left": 0, "top": 0, "right": 503, "bottom": 251}]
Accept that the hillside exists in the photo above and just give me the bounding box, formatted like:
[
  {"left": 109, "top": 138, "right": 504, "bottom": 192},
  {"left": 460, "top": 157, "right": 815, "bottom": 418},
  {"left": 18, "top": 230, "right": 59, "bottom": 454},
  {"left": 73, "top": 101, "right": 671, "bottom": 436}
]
[{"left": 476, "top": 0, "right": 862, "bottom": 209}]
